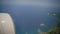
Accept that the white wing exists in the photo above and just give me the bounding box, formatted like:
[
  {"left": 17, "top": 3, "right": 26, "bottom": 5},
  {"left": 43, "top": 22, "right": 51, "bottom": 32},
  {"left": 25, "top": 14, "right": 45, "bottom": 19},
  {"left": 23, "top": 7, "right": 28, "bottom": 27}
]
[{"left": 0, "top": 13, "right": 15, "bottom": 34}]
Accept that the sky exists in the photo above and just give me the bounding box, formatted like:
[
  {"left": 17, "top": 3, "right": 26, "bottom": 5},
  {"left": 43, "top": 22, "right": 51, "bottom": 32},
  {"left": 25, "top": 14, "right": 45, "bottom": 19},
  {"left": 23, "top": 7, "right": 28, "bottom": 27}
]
[{"left": 1, "top": 0, "right": 60, "bottom": 7}]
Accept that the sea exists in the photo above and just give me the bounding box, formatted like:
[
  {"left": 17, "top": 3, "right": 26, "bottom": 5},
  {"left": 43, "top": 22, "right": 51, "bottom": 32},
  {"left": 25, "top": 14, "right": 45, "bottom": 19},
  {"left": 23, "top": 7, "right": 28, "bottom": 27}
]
[{"left": 0, "top": 0, "right": 60, "bottom": 34}]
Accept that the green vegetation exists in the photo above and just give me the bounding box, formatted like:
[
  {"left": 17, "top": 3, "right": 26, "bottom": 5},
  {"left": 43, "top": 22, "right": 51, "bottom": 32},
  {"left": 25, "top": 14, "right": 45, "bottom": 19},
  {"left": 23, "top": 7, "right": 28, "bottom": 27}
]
[{"left": 47, "top": 12, "right": 60, "bottom": 34}]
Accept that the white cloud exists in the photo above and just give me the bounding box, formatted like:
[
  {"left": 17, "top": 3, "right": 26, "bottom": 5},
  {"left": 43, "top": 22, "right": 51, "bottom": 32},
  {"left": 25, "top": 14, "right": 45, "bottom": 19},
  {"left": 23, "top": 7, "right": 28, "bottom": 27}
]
[{"left": 40, "top": 24, "right": 45, "bottom": 26}]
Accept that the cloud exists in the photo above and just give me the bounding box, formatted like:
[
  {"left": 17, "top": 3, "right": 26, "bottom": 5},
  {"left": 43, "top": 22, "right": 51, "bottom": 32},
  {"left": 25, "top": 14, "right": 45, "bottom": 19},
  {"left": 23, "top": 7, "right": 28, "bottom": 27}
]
[{"left": 1, "top": 0, "right": 60, "bottom": 7}]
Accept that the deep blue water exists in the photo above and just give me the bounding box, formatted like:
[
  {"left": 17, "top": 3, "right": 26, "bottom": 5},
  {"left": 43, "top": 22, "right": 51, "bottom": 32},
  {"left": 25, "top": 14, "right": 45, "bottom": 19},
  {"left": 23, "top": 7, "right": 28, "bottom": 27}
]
[{"left": 0, "top": 2, "right": 60, "bottom": 34}]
